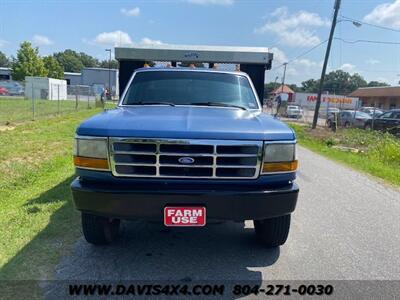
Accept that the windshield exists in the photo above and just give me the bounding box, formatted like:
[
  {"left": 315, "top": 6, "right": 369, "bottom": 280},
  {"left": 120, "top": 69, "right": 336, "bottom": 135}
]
[{"left": 122, "top": 71, "right": 259, "bottom": 109}]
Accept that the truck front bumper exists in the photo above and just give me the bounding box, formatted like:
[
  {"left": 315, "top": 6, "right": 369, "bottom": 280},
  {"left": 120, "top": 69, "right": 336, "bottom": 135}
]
[{"left": 71, "top": 178, "right": 299, "bottom": 221}]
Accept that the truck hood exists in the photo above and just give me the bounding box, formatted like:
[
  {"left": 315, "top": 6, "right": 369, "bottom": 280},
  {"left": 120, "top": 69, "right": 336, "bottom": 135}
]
[{"left": 77, "top": 106, "right": 295, "bottom": 141}]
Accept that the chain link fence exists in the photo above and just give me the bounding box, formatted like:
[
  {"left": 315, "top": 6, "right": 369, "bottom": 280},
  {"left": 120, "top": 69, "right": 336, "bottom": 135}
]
[{"left": 0, "top": 80, "right": 114, "bottom": 125}]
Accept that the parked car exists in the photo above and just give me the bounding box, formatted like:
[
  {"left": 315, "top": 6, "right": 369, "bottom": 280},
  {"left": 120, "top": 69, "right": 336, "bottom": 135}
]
[
  {"left": 320, "top": 107, "right": 340, "bottom": 118},
  {"left": 71, "top": 68, "right": 299, "bottom": 247},
  {"left": 0, "top": 81, "right": 24, "bottom": 96},
  {"left": 0, "top": 86, "right": 9, "bottom": 96},
  {"left": 327, "top": 110, "right": 372, "bottom": 129},
  {"left": 364, "top": 109, "right": 400, "bottom": 136},
  {"left": 285, "top": 105, "right": 302, "bottom": 118},
  {"left": 359, "top": 107, "right": 384, "bottom": 117}
]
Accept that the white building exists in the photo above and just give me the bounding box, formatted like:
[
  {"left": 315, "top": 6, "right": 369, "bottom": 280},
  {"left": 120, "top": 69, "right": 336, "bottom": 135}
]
[{"left": 25, "top": 77, "right": 67, "bottom": 100}]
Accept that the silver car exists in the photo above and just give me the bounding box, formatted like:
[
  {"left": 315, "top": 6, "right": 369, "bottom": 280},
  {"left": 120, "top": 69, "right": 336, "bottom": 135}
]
[
  {"left": 327, "top": 110, "right": 372, "bottom": 129},
  {"left": 359, "top": 107, "right": 384, "bottom": 117},
  {"left": 285, "top": 105, "right": 302, "bottom": 118}
]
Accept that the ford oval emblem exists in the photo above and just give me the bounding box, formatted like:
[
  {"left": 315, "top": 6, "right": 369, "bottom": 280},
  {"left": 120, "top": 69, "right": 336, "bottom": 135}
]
[{"left": 178, "top": 157, "right": 195, "bottom": 164}]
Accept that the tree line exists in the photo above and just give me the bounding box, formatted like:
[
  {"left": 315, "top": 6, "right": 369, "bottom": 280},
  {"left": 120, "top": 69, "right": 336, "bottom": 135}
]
[
  {"left": 0, "top": 41, "right": 119, "bottom": 81},
  {"left": 0, "top": 41, "right": 392, "bottom": 93},
  {"left": 265, "top": 69, "right": 389, "bottom": 97}
]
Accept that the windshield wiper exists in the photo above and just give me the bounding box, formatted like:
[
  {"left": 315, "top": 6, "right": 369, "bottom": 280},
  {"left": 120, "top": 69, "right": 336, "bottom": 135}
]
[
  {"left": 191, "top": 102, "right": 247, "bottom": 110},
  {"left": 134, "top": 101, "right": 175, "bottom": 106}
]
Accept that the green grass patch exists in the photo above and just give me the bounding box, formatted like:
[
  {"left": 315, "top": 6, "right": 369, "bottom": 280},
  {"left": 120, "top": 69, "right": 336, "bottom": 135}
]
[
  {"left": 290, "top": 123, "right": 400, "bottom": 187},
  {"left": 0, "top": 109, "right": 104, "bottom": 282}
]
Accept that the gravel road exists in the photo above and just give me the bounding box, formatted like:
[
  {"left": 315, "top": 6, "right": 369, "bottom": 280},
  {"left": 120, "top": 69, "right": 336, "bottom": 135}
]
[{"left": 46, "top": 146, "right": 400, "bottom": 297}]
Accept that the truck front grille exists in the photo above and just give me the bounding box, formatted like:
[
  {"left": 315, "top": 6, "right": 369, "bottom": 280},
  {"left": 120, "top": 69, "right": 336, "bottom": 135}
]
[{"left": 109, "top": 138, "right": 263, "bottom": 179}]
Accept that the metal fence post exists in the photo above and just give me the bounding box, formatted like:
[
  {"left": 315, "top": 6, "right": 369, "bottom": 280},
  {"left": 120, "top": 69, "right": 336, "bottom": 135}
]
[
  {"left": 75, "top": 87, "right": 78, "bottom": 111},
  {"left": 372, "top": 104, "right": 376, "bottom": 130},
  {"left": 31, "top": 82, "right": 35, "bottom": 120},
  {"left": 87, "top": 86, "right": 90, "bottom": 109},
  {"left": 57, "top": 84, "right": 60, "bottom": 114}
]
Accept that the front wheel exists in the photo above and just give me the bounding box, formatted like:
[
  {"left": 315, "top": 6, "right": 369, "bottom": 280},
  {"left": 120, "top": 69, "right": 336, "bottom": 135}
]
[
  {"left": 254, "top": 215, "right": 291, "bottom": 247},
  {"left": 81, "top": 213, "right": 120, "bottom": 245},
  {"left": 364, "top": 123, "right": 372, "bottom": 131}
]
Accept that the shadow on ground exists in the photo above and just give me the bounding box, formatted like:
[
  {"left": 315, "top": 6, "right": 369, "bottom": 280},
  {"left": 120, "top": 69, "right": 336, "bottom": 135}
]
[
  {"left": 1, "top": 176, "right": 281, "bottom": 298},
  {"left": 54, "top": 220, "right": 279, "bottom": 281}
]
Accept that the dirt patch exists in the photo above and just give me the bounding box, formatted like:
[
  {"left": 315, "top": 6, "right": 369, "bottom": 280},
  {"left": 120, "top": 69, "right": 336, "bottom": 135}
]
[
  {"left": 303, "top": 126, "right": 333, "bottom": 140},
  {"left": 0, "top": 125, "right": 16, "bottom": 132}
]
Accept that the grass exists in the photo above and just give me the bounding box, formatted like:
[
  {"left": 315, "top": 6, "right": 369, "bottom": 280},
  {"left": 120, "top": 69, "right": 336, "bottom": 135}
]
[
  {"left": 0, "top": 108, "right": 105, "bottom": 283},
  {"left": 290, "top": 123, "right": 400, "bottom": 187},
  {"left": 0, "top": 98, "right": 115, "bottom": 125}
]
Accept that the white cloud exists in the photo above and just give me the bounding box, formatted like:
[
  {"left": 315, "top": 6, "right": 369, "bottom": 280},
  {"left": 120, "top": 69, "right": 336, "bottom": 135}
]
[
  {"left": 255, "top": 7, "right": 329, "bottom": 47},
  {"left": 0, "top": 39, "right": 9, "bottom": 48},
  {"left": 339, "top": 63, "right": 356, "bottom": 73},
  {"left": 94, "top": 30, "right": 133, "bottom": 47},
  {"left": 364, "top": 0, "right": 400, "bottom": 29},
  {"left": 92, "top": 31, "right": 164, "bottom": 48},
  {"left": 268, "top": 46, "right": 325, "bottom": 85},
  {"left": 120, "top": 7, "right": 140, "bottom": 17},
  {"left": 294, "top": 58, "right": 319, "bottom": 68},
  {"left": 139, "top": 37, "right": 163, "bottom": 46},
  {"left": 366, "top": 58, "right": 380, "bottom": 65},
  {"left": 185, "top": 0, "right": 233, "bottom": 5},
  {"left": 270, "top": 47, "right": 288, "bottom": 64},
  {"left": 32, "top": 35, "right": 53, "bottom": 46}
]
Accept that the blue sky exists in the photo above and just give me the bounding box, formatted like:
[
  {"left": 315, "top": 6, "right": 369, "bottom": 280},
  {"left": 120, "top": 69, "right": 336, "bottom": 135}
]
[{"left": 1, "top": 0, "right": 400, "bottom": 85}]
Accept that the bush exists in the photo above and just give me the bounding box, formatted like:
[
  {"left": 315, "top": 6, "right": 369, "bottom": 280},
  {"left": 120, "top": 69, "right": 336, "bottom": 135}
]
[{"left": 367, "top": 134, "right": 400, "bottom": 166}]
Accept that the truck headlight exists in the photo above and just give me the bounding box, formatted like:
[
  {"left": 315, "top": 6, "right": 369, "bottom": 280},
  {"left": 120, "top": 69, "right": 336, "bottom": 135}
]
[
  {"left": 73, "top": 136, "right": 109, "bottom": 170},
  {"left": 261, "top": 143, "right": 298, "bottom": 174}
]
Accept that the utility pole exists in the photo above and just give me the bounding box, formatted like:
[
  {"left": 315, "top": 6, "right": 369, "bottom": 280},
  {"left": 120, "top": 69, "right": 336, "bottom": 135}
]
[
  {"left": 275, "top": 63, "right": 287, "bottom": 117},
  {"left": 281, "top": 63, "right": 288, "bottom": 93},
  {"left": 312, "top": 0, "right": 341, "bottom": 129}
]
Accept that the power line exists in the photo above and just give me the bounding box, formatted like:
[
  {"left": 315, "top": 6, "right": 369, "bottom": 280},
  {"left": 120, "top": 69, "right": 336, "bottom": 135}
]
[
  {"left": 339, "top": 15, "right": 400, "bottom": 33},
  {"left": 334, "top": 37, "right": 400, "bottom": 45},
  {"left": 271, "top": 39, "right": 328, "bottom": 71}
]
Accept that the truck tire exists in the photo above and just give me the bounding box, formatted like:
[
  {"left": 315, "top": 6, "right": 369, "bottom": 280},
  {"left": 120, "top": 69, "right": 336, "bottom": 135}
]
[
  {"left": 253, "top": 215, "right": 291, "bottom": 247},
  {"left": 81, "top": 213, "right": 120, "bottom": 245}
]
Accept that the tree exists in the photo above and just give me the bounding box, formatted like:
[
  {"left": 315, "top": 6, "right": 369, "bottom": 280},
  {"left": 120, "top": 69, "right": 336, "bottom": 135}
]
[
  {"left": 11, "top": 41, "right": 47, "bottom": 81},
  {"left": 300, "top": 71, "right": 369, "bottom": 95},
  {"left": 348, "top": 73, "right": 367, "bottom": 93},
  {"left": 99, "top": 59, "right": 119, "bottom": 69},
  {"left": 264, "top": 82, "right": 281, "bottom": 94},
  {"left": 300, "top": 79, "right": 319, "bottom": 93},
  {"left": 43, "top": 55, "right": 64, "bottom": 79},
  {"left": 54, "top": 49, "right": 84, "bottom": 72},
  {"left": 287, "top": 84, "right": 299, "bottom": 93},
  {"left": 79, "top": 52, "right": 99, "bottom": 68},
  {"left": 0, "top": 51, "right": 11, "bottom": 67},
  {"left": 367, "top": 81, "right": 389, "bottom": 87}
]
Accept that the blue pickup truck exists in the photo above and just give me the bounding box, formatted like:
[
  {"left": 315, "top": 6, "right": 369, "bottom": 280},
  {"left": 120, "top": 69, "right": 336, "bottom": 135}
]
[{"left": 71, "top": 68, "right": 299, "bottom": 247}]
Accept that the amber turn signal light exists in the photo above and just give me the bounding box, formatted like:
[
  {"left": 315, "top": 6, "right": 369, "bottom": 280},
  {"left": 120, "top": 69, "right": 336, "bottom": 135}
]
[
  {"left": 73, "top": 156, "right": 110, "bottom": 170},
  {"left": 262, "top": 160, "right": 298, "bottom": 173}
]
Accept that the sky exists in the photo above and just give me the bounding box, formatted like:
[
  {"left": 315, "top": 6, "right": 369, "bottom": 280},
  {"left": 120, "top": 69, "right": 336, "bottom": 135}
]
[{"left": 1, "top": 0, "right": 400, "bottom": 86}]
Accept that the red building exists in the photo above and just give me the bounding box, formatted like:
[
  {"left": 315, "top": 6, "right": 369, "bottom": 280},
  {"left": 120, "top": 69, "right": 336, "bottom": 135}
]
[{"left": 271, "top": 85, "right": 295, "bottom": 102}]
